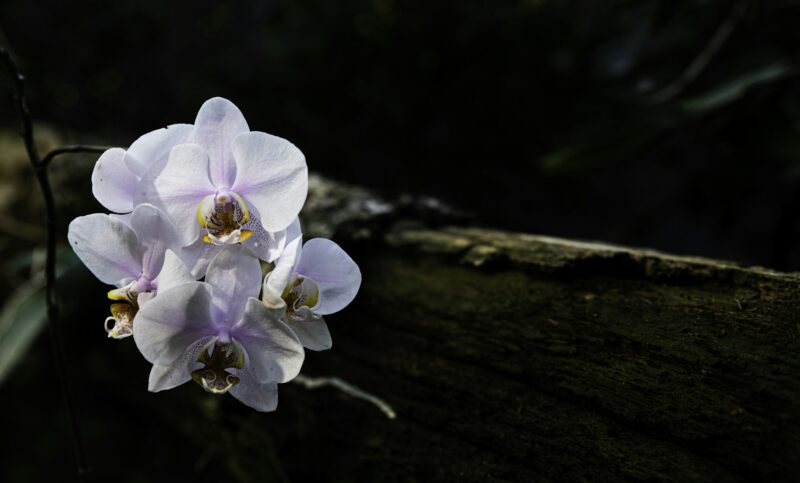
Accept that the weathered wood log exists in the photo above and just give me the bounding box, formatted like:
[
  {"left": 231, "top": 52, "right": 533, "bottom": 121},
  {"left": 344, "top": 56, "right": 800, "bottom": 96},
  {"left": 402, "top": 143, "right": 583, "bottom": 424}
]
[{"left": 258, "top": 175, "right": 800, "bottom": 482}]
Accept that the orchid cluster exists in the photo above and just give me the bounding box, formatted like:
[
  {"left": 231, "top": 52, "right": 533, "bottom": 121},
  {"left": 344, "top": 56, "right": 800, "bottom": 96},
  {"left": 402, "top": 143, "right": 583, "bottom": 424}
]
[{"left": 68, "top": 98, "right": 361, "bottom": 412}]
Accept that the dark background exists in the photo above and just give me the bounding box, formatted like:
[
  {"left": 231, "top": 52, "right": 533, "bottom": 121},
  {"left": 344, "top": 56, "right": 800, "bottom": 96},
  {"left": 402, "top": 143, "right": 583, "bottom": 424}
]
[
  {"left": 1, "top": 0, "right": 800, "bottom": 481},
  {"left": 3, "top": 0, "right": 800, "bottom": 268}
]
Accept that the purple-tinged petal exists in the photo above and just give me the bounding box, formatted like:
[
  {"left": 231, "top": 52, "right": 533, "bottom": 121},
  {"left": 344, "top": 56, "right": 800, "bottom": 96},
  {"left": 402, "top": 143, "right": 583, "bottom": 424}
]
[
  {"left": 68, "top": 213, "right": 143, "bottom": 285},
  {"left": 148, "top": 336, "right": 214, "bottom": 392},
  {"left": 125, "top": 124, "right": 194, "bottom": 176},
  {"left": 231, "top": 131, "right": 308, "bottom": 232},
  {"left": 262, "top": 220, "right": 303, "bottom": 308},
  {"left": 295, "top": 238, "right": 361, "bottom": 315},
  {"left": 233, "top": 298, "right": 304, "bottom": 383},
  {"left": 151, "top": 143, "right": 215, "bottom": 245},
  {"left": 179, "top": 239, "right": 218, "bottom": 279},
  {"left": 129, "top": 204, "right": 183, "bottom": 279},
  {"left": 228, "top": 370, "right": 279, "bottom": 412},
  {"left": 154, "top": 249, "right": 195, "bottom": 293},
  {"left": 134, "top": 282, "right": 216, "bottom": 366},
  {"left": 242, "top": 205, "right": 288, "bottom": 263},
  {"left": 205, "top": 245, "right": 261, "bottom": 327},
  {"left": 284, "top": 316, "right": 332, "bottom": 351},
  {"left": 91, "top": 148, "right": 138, "bottom": 213},
  {"left": 191, "top": 97, "right": 249, "bottom": 188}
]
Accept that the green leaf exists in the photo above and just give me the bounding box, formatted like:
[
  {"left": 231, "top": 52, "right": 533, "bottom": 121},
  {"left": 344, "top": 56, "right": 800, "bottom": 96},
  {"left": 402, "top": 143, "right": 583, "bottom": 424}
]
[
  {"left": 0, "top": 276, "right": 46, "bottom": 385},
  {"left": 0, "top": 248, "right": 82, "bottom": 386}
]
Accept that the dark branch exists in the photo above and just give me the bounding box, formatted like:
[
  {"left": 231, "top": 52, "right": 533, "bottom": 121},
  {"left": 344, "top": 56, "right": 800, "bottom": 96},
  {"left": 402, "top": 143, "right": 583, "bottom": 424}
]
[
  {"left": 0, "top": 45, "right": 39, "bottom": 165},
  {"left": 1, "top": 42, "right": 90, "bottom": 480},
  {"left": 41, "top": 144, "right": 112, "bottom": 167}
]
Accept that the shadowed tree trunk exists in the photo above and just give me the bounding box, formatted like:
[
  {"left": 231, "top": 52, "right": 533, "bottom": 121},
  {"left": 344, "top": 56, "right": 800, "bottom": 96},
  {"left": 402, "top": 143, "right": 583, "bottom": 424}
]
[{"left": 256, "top": 175, "right": 800, "bottom": 482}]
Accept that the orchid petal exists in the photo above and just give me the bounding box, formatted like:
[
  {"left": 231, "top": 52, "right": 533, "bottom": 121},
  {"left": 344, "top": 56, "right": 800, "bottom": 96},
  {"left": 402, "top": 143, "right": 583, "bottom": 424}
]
[
  {"left": 243, "top": 205, "right": 288, "bottom": 263},
  {"left": 134, "top": 282, "right": 216, "bottom": 366},
  {"left": 234, "top": 298, "right": 304, "bottom": 383},
  {"left": 179, "top": 239, "right": 218, "bottom": 279},
  {"left": 295, "top": 239, "right": 361, "bottom": 315},
  {"left": 231, "top": 131, "right": 308, "bottom": 232},
  {"left": 284, "top": 316, "right": 332, "bottom": 351},
  {"left": 228, "top": 371, "right": 279, "bottom": 412},
  {"left": 68, "top": 213, "right": 143, "bottom": 285},
  {"left": 151, "top": 143, "right": 215, "bottom": 245},
  {"left": 205, "top": 245, "right": 261, "bottom": 327},
  {"left": 91, "top": 148, "right": 138, "bottom": 213},
  {"left": 147, "top": 336, "right": 214, "bottom": 392},
  {"left": 125, "top": 123, "right": 193, "bottom": 176},
  {"left": 191, "top": 97, "right": 249, "bottom": 188},
  {"left": 155, "top": 249, "right": 195, "bottom": 293},
  {"left": 129, "top": 204, "right": 183, "bottom": 279},
  {"left": 262, "top": 219, "right": 303, "bottom": 307}
]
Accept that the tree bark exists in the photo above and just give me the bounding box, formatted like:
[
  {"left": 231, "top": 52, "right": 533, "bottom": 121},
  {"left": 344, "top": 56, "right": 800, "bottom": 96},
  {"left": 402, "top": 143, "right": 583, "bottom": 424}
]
[{"left": 242, "top": 175, "right": 800, "bottom": 482}]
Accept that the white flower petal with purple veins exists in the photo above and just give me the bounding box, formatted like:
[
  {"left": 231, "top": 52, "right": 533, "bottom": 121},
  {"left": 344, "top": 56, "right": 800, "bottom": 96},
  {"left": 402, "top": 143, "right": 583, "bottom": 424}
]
[
  {"left": 130, "top": 203, "right": 183, "bottom": 281},
  {"left": 190, "top": 97, "right": 249, "bottom": 187},
  {"left": 133, "top": 244, "right": 304, "bottom": 412},
  {"left": 91, "top": 125, "right": 193, "bottom": 213},
  {"left": 150, "top": 143, "right": 216, "bottom": 245},
  {"left": 234, "top": 298, "right": 305, "bottom": 383},
  {"left": 134, "top": 282, "right": 217, "bottom": 365},
  {"left": 205, "top": 245, "right": 261, "bottom": 327},
  {"left": 231, "top": 131, "right": 308, "bottom": 232},
  {"left": 228, "top": 371, "right": 279, "bottom": 412},
  {"left": 148, "top": 336, "right": 215, "bottom": 392},
  {"left": 124, "top": 124, "right": 193, "bottom": 176},
  {"left": 154, "top": 249, "right": 194, "bottom": 293},
  {"left": 283, "top": 315, "right": 332, "bottom": 352},
  {"left": 91, "top": 148, "right": 139, "bottom": 214},
  {"left": 262, "top": 218, "right": 302, "bottom": 308},
  {"left": 68, "top": 212, "right": 144, "bottom": 286}
]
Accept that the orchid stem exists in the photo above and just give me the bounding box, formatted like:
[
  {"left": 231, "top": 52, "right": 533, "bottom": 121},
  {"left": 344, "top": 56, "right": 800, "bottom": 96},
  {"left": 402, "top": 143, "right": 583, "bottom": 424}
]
[
  {"left": 42, "top": 144, "right": 113, "bottom": 167},
  {"left": 1, "top": 41, "right": 90, "bottom": 480},
  {"left": 292, "top": 373, "right": 397, "bottom": 419}
]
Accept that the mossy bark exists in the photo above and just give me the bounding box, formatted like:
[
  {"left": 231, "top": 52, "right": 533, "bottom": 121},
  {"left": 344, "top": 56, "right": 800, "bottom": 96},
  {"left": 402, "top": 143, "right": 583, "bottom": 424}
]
[{"left": 260, "top": 175, "right": 800, "bottom": 482}]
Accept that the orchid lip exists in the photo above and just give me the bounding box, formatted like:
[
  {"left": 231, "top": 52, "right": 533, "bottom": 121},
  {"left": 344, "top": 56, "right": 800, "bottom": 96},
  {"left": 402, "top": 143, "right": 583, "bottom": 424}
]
[
  {"left": 191, "top": 341, "right": 245, "bottom": 395},
  {"left": 197, "top": 191, "right": 253, "bottom": 245},
  {"left": 282, "top": 275, "right": 321, "bottom": 321}
]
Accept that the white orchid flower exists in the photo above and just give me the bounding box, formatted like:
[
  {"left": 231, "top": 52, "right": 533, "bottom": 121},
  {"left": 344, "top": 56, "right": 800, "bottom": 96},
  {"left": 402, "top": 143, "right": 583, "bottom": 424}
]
[
  {"left": 90, "top": 97, "right": 307, "bottom": 275},
  {"left": 67, "top": 204, "right": 194, "bottom": 338},
  {"left": 142, "top": 97, "right": 307, "bottom": 267},
  {"left": 261, "top": 220, "right": 361, "bottom": 351},
  {"left": 134, "top": 245, "right": 304, "bottom": 412}
]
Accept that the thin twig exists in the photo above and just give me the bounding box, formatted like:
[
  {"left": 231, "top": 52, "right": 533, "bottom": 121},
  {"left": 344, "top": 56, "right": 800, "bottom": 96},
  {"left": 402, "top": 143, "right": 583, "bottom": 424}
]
[
  {"left": 292, "top": 373, "right": 397, "bottom": 419},
  {"left": 648, "top": 0, "right": 748, "bottom": 106},
  {"left": 1, "top": 43, "right": 90, "bottom": 480},
  {"left": 41, "top": 144, "right": 112, "bottom": 167}
]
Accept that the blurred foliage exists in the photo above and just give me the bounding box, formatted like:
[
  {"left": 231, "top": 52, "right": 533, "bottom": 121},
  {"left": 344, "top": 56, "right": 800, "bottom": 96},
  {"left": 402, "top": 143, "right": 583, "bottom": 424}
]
[{"left": 0, "top": 249, "right": 80, "bottom": 385}]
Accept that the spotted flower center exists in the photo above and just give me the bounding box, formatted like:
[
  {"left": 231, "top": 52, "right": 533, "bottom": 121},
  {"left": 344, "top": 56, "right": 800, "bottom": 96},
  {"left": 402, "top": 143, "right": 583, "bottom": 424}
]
[
  {"left": 191, "top": 342, "right": 245, "bottom": 394},
  {"left": 197, "top": 191, "right": 253, "bottom": 245},
  {"left": 104, "top": 280, "right": 151, "bottom": 339},
  {"left": 282, "top": 276, "right": 320, "bottom": 321}
]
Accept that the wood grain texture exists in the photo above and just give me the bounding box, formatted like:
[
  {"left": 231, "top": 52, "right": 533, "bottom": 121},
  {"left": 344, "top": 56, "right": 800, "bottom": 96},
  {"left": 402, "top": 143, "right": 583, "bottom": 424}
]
[{"left": 228, "top": 176, "right": 800, "bottom": 482}]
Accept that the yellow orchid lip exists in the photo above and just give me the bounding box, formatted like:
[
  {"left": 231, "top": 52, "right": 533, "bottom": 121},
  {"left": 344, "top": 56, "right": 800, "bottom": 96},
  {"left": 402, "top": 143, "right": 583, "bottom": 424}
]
[
  {"left": 105, "top": 303, "right": 136, "bottom": 339},
  {"left": 197, "top": 191, "right": 253, "bottom": 245}
]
